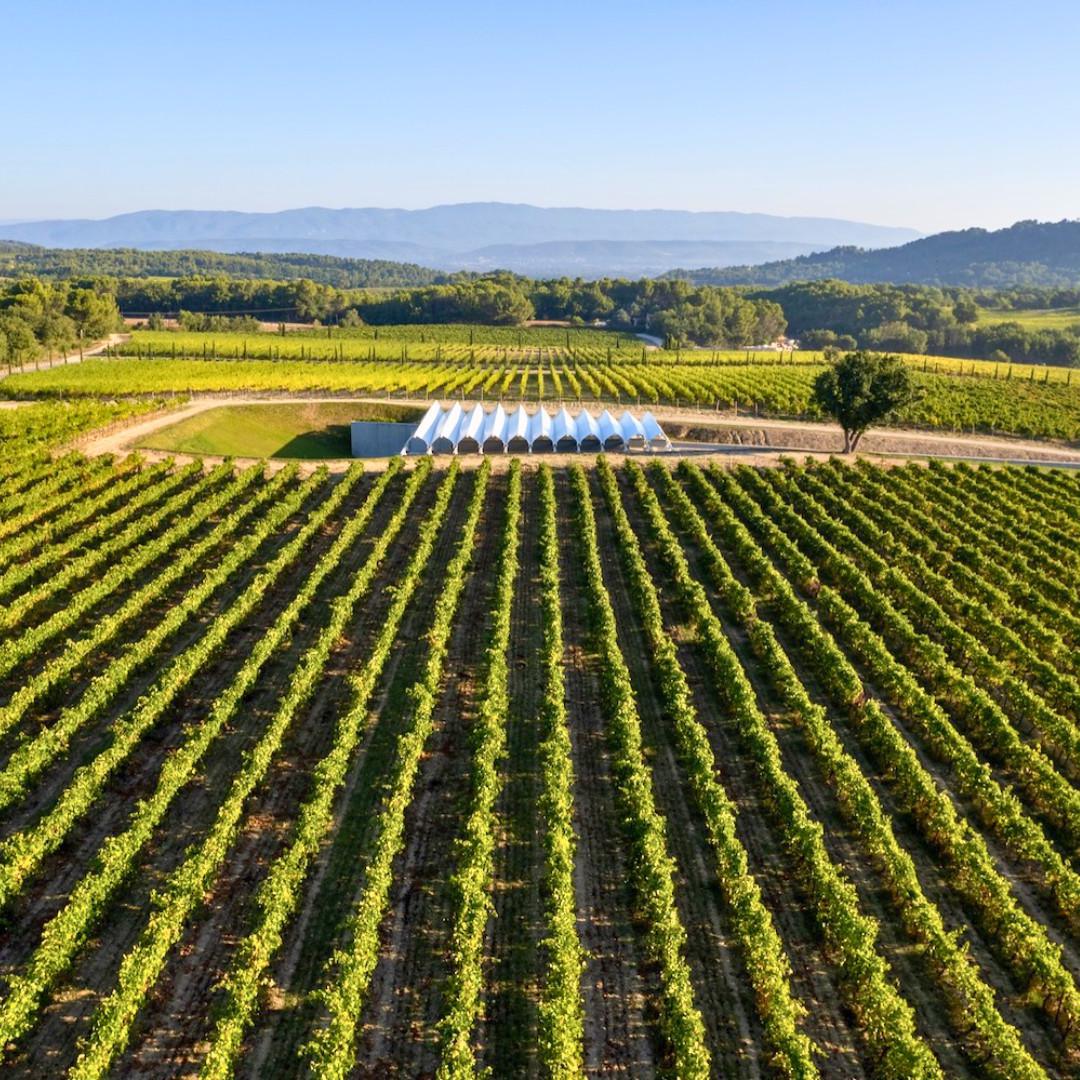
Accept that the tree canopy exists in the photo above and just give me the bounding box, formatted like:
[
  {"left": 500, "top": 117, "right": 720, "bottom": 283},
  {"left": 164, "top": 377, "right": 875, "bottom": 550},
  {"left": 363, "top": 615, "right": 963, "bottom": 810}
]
[
  {"left": 4, "top": 253, "right": 1080, "bottom": 364},
  {"left": 746, "top": 280, "right": 1080, "bottom": 366},
  {"left": 0, "top": 242, "right": 452, "bottom": 289},
  {"left": 662, "top": 219, "right": 1080, "bottom": 288},
  {"left": 812, "top": 350, "right": 920, "bottom": 452},
  {"left": 0, "top": 278, "right": 121, "bottom": 370}
]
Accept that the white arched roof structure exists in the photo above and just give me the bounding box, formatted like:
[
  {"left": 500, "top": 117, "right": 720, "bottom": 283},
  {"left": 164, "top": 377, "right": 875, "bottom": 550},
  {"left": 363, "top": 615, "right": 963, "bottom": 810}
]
[
  {"left": 481, "top": 404, "right": 508, "bottom": 453},
  {"left": 641, "top": 411, "right": 671, "bottom": 451},
  {"left": 529, "top": 408, "right": 554, "bottom": 452},
  {"left": 396, "top": 404, "right": 669, "bottom": 455},
  {"left": 457, "top": 404, "right": 486, "bottom": 454},
  {"left": 619, "top": 410, "right": 646, "bottom": 450},
  {"left": 576, "top": 410, "right": 601, "bottom": 452},
  {"left": 597, "top": 410, "right": 624, "bottom": 451},
  {"left": 553, "top": 408, "right": 578, "bottom": 452},
  {"left": 431, "top": 402, "right": 464, "bottom": 454},
  {"left": 405, "top": 401, "right": 443, "bottom": 455},
  {"left": 506, "top": 406, "right": 531, "bottom": 453}
]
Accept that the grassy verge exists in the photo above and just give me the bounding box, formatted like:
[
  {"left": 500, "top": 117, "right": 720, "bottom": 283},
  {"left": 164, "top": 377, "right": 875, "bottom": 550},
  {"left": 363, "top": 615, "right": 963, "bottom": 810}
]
[{"left": 138, "top": 402, "right": 424, "bottom": 459}]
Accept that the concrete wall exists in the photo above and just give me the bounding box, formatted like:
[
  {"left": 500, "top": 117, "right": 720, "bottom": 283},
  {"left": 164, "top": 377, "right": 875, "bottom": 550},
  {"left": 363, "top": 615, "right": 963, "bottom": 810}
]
[{"left": 350, "top": 421, "right": 414, "bottom": 457}]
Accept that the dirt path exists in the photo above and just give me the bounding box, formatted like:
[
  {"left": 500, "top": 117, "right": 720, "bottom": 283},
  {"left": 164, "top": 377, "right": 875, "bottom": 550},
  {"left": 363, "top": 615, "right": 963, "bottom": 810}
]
[
  {"left": 652, "top": 408, "right": 1080, "bottom": 464},
  {"left": 0, "top": 334, "right": 128, "bottom": 382},
  {"left": 64, "top": 394, "right": 1080, "bottom": 470}
]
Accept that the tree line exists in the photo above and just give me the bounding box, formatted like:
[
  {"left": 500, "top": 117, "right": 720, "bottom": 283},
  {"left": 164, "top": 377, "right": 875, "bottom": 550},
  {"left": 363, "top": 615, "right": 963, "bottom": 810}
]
[
  {"left": 662, "top": 219, "right": 1080, "bottom": 288},
  {"left": 3, "top": 270, "right": 1079, "bottom": 365},
  {"left": 0, "top": 242, "right": 454, "bottom": 290},
  {"left": 757, "top": 280, "right": 1080, "bottom": 365},
  {"left": 356, "top": 275, "right": 786, "bottom": 347},
  {"left": 1, "top": 273, "right": 788, "bottom": 351}
]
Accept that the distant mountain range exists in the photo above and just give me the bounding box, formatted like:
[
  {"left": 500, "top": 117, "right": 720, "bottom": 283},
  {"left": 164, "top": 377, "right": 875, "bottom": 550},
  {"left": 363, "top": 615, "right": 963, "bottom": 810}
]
[
  {"left": 665, "top": 220, "right": 1080, "bottom": 287},
  {"left": 0, "top": 203, "right": 919, "bottom": 278}
]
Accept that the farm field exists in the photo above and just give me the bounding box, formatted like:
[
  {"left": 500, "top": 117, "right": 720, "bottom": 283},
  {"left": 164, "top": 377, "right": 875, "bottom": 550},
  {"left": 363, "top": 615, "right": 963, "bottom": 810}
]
[
  {"left": 8, "top": 349, "right": 1080, "bottom": 440},
  {"left": 977, "top": 306, "right": 1080, "bottom": 331},
  {"left": 88, "top": 328, "right": 1078, "bottom": 383},
  {"left": 2, "top": 427, "right": 1080, "bottom": 1076}
]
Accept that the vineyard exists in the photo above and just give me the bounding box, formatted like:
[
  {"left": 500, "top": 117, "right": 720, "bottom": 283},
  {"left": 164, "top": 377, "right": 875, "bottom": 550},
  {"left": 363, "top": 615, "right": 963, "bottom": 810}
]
[
  {"left": 2, "top": 431, "right": 1080, "bottom": 1077},
  {"left": 7, "top": 335, "right": 1080, "bottom": 440},
  {"left": 104, "top": 328, "right": 1080, "bottom": 381}
]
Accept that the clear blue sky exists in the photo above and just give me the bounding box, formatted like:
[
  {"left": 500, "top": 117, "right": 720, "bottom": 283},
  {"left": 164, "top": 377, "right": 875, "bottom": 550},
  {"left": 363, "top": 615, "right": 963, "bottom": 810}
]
[{"left": 2, "top": 0, "right": 1077, "bottom": 232}]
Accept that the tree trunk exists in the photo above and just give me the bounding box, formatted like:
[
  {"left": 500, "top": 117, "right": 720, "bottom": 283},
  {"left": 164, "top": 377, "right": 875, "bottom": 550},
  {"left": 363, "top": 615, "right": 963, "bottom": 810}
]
[{"left": 850, "top": 429, "right": 866, "bottom": 453}]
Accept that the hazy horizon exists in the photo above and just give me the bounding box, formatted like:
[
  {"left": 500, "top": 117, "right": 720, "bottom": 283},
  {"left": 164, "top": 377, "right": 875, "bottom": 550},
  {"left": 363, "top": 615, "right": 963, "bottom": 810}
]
[
  {"left": 0, "top": 201, "right": 929, "bottom": 232},
  {"left": 5, "top": 201, "right": 1076, "bottom": 242}
]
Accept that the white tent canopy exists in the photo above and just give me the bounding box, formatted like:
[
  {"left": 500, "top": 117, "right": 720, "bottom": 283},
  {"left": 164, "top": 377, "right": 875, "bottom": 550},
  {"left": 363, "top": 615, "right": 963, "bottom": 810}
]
[
  {"left": 457, "top": 404, "right": 486, "bottom": 453},
  {"left": 640, "top": 410, "right": 671, "bottom": 451},
  {"left": 506, "top": 406, "right": 531, "bottom": 452},
  {"left": 481, "top": 404, "right": 508, "bottom": 453},
  {"left": 405, "top": 401, "right": 443, "bottom": 455},
  {"left": 529, "top": 408, "right": 553, "bottom": 452},
  {"left": 553, "top": 408, "right": 578, "bottom": 452},
  {"left": 576, "top": 410, "right": 601, "bottom": 451},
  {"left": 431, "top": 402, "right": 464, "bottom": 454},
  {"left": 597, "top": 410, "right": 624, "bottom": 451},
  {"left": 619, "top": 410, "right": 646, "bottom": 450},
  {"left": 397, "top": 403, "right": 670, "bottom": 455}
]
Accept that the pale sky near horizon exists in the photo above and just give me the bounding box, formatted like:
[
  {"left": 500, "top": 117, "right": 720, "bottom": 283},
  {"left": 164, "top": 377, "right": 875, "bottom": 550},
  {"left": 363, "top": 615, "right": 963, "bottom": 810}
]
[{"left": 2, "top": 0, "right": 1077, "bottom": 233}]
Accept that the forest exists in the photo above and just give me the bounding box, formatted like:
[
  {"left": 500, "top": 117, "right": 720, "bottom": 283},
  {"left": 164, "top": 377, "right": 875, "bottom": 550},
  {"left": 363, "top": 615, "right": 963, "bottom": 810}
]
[
  {"left": 0, "top": 242, "right": 454, "bottom": 289},
  {"left": 667, "top": 219, "right": 1080, "bottom": 288},
  {"left": 755, "top": 280, "right": 1080, "bottom": 365},
  {"left": 3, "top": 267, "right": 1080, "bottom": 365},
  {"left": 0, "top": 274, "right": 788, "bottom": 352}
]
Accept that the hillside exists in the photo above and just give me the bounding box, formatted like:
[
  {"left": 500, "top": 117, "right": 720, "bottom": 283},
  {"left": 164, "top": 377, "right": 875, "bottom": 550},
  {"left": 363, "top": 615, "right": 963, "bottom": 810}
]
[
  {"left": 0, "top": 203, "right": 919, "bottom": 278},
  {"left": 666, "top": 219, "right": 1080, "bottom": 287},
  {"left": 0, "top": 242, "right": 453, "bottom": 289}
]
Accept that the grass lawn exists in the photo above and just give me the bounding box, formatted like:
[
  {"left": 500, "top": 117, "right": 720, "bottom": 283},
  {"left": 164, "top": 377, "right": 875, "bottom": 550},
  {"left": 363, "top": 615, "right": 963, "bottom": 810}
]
[
  {"left": 976, "top": 306, "right": 1080, "bottom": 330},
  {"left": 137, "top": 401, "right": 425, "bottom": 458}
]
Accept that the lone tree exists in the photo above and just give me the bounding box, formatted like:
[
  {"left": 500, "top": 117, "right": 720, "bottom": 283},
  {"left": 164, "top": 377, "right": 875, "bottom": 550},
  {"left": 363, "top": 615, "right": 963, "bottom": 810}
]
[{"left": 812, "top": 350, "right": 919, "bottom": 453}]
